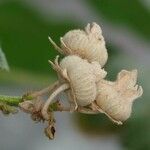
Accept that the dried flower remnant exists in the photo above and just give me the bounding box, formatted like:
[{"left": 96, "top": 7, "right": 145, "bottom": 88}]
[
  {"left": 45, "top": 122, "right": 56, "bottom": 140},
  {"left": 48, "top": 22, "right": 108, "bottom": 67},
  {"left": 95, "top": 70, "right": 143, "bottom": 124},
  {"left": 19, "top": 97, "right": 57, "bottom": 139},
  {"left": 19, "top": 98, "right": 45, "bottom": 122}
]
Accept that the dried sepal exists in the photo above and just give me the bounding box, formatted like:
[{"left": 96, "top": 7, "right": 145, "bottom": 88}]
[
  {"left": 20, "top": 98, "right": 57, "bottom": 139},
  {"left": 45, "top": 123, "right": 56, "bottom": 140},
  {"left": 44, "top": 113, "right": 56, "bottom": 140},
  {"left": 19, "top": 101, "right": 34, "bottom": 113},
  {"left": 19, "top": 98, "right": 45, "bottom": 122}
]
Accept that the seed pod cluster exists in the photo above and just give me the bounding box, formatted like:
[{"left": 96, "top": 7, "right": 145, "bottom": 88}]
[{"left": 43, "top": 22, "right": 143, "bottom": 125}]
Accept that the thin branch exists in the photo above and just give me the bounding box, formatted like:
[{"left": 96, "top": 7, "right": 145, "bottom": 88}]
[
  {"left": 55, "top": 106, "right": 99, "bottom": 114},
  {"left": 31, "top": 81, "right": 59, "bottom": 97},
  {"left": 42, "top": 83, "right": 70, "bottom": 120}
]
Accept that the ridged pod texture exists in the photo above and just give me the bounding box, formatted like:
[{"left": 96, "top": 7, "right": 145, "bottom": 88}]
[
  {"left": 90, "top": 61, "right": 107, "bottom": 82},
  {"left": 61, "top": 22, "right": 108, "bottom": 67},
  {"left": 96, "top": 70, "right": 143, "bottom": 122},
  {"left": 60, "top": 55, "right": 97, "bottom": 106}
]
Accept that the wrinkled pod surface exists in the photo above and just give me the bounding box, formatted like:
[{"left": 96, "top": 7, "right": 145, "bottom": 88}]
[
  {"left": 95, "top": 70, "right": 143, "bottom": 124},
  {"left": 60, "top": 55, "right": 97, "bottom": 106},
  {"left": 49, "top": 22, "right": 108, "bottom": 67},
  {"left": 42, "top": 55, "right": 106, "bottom": 120}
]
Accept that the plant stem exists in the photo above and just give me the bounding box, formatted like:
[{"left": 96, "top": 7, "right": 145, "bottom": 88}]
[
  {"left": 0, "top": 95, "right": 22, "bottom": 106},
  {"left": 31, "top": 81, "right": 59, "bottom": 97},
  {"left": 42, "top": 83, "right": 70, "bottom": 120},
  {"left": 0, "top": 86, "right": 100, "bottom": 116}
]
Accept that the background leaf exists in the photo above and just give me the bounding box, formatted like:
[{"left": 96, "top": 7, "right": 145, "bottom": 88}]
[{"left": 0, "top": 48, "right": 9, "bottom": 71}]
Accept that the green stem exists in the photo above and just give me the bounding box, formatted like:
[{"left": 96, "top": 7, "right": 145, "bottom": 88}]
[{"left": 0, "top": 95, "right": 23, "bottom": 106}]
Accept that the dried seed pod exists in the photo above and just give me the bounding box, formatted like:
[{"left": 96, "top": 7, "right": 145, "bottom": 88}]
[
  {"left": 49, "top": 22, "right": 108, "bottom": 67},
  {"left": 90, "top": 61, "right": 107, "bottom": 82},
  {"left": 60, "top": 55, "right": 97, "bottom": 106},
  {"left": 60, "top": 55, "right": 107, "bottom": 82},
  {"left": 41, "top": 55, "right": 107, "bottom": 120},
  {"left": 96, "top": 70, "right": 143, "bottom": 124}
]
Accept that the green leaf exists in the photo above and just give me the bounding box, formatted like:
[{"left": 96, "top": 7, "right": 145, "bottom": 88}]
[{"left": 0, "top": 48, "right": 9, "bottom": 71}]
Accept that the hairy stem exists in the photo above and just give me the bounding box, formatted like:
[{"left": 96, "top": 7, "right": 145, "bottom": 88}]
[
  {"left": 0, "top": 95, "right": 22, "bottom": 106},
  {"left": 0, "top": 83, "right": 101, "bottom": 116},
  {"left": 0, "top": 82, "right": 59, "bottom": 107}
]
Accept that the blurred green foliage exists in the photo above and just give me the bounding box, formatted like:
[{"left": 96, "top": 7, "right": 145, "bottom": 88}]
[
  {"left": 75, "top": 113, "right": 122, "bottom": 135},
  {"left": 120, "top": 115, "right": 150, "bottom": 150},
  {"left": 87, "top": 0, "right": 150, "bottom": 39},
  {"left": 0, "top": 1, "right": 76, "bottom": 76}
]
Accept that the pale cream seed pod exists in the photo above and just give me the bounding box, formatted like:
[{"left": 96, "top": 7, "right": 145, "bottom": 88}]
[
  {"left": 90, "top": 61, "right": 107, "bottom": 82},
  {"left": 41, "top": 55, "right": 107, "bottom": 120},
  {"left": 60, "top": 55, "right": 107, "bottom": 82},
  {"left": 49, "top": 22, "right": 108, "bottom": 67},
  {"left": 60, "top": 55, "right": 97, "bottom": 106},
  {"left": 96, "top": 69, "right": 143, "bottom": 124}
]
